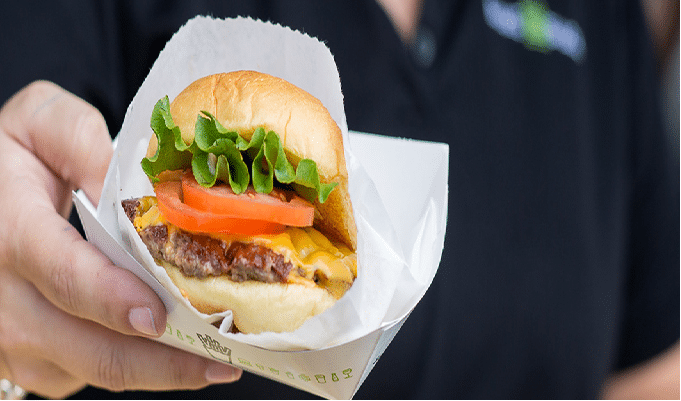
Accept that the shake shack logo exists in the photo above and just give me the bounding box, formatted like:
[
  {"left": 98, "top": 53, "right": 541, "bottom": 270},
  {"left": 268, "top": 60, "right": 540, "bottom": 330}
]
[
  {"left": 197, "top": 333, "right": 232, "bottom": 364},
  {"left": 483, "top": 0, "right": 586, "bottom": 63}
]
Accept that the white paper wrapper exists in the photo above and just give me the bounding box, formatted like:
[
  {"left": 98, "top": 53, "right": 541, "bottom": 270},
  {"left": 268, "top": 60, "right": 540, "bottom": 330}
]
[{"left": 75, "top": 16, "right": 448, "bottom": 398}]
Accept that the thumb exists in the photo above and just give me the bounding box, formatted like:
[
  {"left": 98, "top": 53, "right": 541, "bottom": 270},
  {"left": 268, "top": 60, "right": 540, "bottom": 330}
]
[{"left": 0, "top": 80, "right": 113, "bottom": 206}]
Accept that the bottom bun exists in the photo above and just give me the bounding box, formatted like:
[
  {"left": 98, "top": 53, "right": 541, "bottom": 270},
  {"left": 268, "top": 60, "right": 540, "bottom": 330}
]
[{"left": 160, "top": 260, "right": 336, "bottom": 334}]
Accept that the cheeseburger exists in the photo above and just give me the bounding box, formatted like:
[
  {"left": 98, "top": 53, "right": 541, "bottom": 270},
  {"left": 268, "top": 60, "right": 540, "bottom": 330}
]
[{"left": 122, "top": 71, "right": 357, "bottom": 334}]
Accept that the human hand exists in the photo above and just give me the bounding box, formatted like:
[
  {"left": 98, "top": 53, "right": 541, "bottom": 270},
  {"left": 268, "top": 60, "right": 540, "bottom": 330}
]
[{"left": 0, "top": 81, "right": 242, "bottom": 398}]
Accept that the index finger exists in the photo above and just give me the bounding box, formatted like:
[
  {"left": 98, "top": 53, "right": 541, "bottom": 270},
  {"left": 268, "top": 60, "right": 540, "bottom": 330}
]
[{"left": 9, "top": 180, "right": 167, "bottom": 338}]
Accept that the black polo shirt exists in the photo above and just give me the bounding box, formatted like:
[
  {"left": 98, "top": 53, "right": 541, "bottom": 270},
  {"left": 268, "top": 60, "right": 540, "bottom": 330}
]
[{"left": 3, "top": 0, "right": 678, "bottom": 399}]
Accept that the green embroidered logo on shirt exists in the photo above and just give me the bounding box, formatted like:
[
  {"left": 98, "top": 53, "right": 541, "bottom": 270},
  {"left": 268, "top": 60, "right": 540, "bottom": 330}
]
[{"left": 483, "top": 0, "right": 586, "bottom": 63}]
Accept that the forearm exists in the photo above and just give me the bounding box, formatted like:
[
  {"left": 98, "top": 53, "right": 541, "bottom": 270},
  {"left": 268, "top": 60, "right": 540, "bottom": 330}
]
[{"left": 601, "top": 341, "right": 679, "bottom": 399}]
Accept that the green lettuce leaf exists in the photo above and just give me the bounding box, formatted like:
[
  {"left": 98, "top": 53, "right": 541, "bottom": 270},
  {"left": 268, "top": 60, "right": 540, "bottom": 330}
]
[
  {"left": 293, "top": 159, "right": 338, "bottom": 204},
  {"left": 141, "top": 96, "right": 337, "bottom": 203},
  {"left": 240, "top": 127, "right": 297, "bottom": 193},
  {"left": 192, "top": 113, "right": 250, "bottom": 193},
  {"left": 141, "top": 96, "right": 192, "bottom": 180}
]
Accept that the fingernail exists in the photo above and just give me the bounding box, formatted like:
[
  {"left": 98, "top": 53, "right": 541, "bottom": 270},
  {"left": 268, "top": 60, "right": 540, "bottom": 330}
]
[
  {"left": 205, "top": 363, "right": 242, "bottom": 383},
  {"left": 128, "top": 307, "right": 159, "bottom": 337}
]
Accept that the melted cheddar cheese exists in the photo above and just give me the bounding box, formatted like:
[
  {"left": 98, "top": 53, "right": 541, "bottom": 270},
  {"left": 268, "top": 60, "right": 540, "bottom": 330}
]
[{"left": 131, "top": 196, "right": 356, "bottom": 299}]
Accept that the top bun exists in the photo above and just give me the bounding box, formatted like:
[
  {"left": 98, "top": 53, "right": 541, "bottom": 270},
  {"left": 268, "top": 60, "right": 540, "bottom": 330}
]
[{"left": 147, "top": 71, "right": 357, "bottom": 249}]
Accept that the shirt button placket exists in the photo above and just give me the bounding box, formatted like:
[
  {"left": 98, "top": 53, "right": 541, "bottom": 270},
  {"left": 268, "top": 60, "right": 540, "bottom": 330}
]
[{"left": 412, "top": 25, "right": 437, "bottom": 68}]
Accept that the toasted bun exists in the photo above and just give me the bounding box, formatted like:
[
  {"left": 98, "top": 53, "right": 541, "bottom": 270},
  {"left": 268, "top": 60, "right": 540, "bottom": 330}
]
[
  {"left": 160, "top": 260, "right": 336, "bottom": 334},
  {"left": 147, "top": 71, "right": 357, "bottom": 249}
]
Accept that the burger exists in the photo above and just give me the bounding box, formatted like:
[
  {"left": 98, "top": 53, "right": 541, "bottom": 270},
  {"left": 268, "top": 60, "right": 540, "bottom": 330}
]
[{"left": 121, "top": 71, "right": 357, "bottom": 334}]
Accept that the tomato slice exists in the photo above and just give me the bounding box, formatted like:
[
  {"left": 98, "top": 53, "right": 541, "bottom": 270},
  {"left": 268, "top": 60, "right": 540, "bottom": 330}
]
[
  {"left": 181, "top": 170, "right": 315, "bottom": 227},
  {"left": 154, "top": 180, "right": 285, "bottom": 235}
]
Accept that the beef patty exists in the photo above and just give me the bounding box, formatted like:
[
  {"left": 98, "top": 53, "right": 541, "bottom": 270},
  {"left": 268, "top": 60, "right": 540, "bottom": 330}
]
[{"left": 122, "top": 198, "right": 293, "bottom": 283}]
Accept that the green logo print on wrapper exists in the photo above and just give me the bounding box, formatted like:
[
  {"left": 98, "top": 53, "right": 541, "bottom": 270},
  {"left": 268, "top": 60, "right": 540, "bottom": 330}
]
[{"left": 482, "top": 0, "right": 586, "bottom": 63}]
